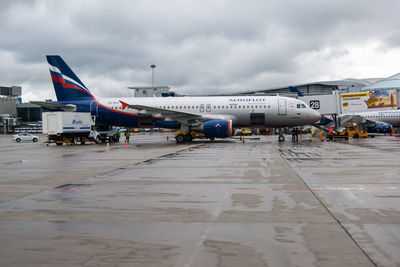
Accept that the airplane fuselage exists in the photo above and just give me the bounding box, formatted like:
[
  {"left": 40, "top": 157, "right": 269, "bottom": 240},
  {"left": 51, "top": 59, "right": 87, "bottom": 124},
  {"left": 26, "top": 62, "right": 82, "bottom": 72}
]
[
  {"left": 64, "top": 95, "right": 321, "bottom": 129},
  {"left": 347, "top": 110, "right": 400, "bottom": 127}
]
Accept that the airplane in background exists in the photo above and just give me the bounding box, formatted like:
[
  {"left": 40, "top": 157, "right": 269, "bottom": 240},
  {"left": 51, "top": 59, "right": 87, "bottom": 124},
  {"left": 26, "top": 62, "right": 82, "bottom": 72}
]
[
  {"left": 341, "top": 110, "right": 400, "bottom": 133},
  {"left": 345, "top": 110, "right": 400, "bottom": 127},
  {"left": 320, "top": 110, "right": 400, "bottom": 134},
  {"left": 33, "top": 55, "right": 321, "bottom": 143}
]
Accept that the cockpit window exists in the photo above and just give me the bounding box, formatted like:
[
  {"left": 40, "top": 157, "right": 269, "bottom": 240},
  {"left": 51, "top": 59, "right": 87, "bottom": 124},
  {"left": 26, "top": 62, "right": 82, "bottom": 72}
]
[{"left": 297, "top": 104, "right": 306, "bottom": 108}]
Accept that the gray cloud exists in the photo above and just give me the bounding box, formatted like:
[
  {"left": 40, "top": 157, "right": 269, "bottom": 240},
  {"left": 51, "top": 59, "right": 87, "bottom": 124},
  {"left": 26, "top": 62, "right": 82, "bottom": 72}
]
[{"left": 1, "top": 0, "right": 400, "bottom": 100}]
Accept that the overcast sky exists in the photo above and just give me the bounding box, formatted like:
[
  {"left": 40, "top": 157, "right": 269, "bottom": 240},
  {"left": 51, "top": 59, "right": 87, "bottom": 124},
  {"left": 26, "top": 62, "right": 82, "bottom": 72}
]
[{"left": 1, "top": 0, "right": 400, "bottom": 101}]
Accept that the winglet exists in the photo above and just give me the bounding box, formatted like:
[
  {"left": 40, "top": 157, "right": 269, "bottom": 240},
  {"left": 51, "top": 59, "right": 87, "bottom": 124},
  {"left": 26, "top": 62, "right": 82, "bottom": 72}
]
[{"left": 120, "top": 100, "right": 129, "bottom": 110}]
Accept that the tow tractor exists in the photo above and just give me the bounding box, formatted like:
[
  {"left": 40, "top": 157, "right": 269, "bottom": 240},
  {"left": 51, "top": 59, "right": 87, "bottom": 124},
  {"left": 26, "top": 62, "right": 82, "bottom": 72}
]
[
  {"left": 345, "top": 121, "right": 368, "bottom": 138},
  {"left": 174, "top": 130, "right": 208, "bottom": 143},
  {"left": 319, "top": 121, "right": 368, "bottom": 141}
]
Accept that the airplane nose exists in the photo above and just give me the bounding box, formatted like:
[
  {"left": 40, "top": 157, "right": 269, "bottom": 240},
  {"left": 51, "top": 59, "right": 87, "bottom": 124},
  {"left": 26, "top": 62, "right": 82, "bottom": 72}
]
[{"left": 310, "top": 109, "right": 322, "bottom": 122}]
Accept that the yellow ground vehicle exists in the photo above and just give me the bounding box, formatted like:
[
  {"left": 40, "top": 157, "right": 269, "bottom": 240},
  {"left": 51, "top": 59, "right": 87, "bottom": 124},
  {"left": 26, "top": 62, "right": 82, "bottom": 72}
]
[
  {"left": 319, "top": 121, "right": 368, "bottom": 141},
  {"left": 345, "top": 122, "right": 368, "bottom": 138},
  {"left": 239, "top": 129, "right": 252, "bottom": 136}
]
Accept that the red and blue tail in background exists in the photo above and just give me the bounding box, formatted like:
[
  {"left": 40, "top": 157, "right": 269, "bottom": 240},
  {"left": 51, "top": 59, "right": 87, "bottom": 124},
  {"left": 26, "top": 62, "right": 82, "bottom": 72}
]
[{"left": 46, "top": 55, "right": 95, "bottom": 101}]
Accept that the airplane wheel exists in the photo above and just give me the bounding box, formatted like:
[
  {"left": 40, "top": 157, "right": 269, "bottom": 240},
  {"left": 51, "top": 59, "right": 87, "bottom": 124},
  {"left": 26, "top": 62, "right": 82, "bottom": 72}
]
[{"left": 176, "top": 134, "right": 185, "bottom": 144}]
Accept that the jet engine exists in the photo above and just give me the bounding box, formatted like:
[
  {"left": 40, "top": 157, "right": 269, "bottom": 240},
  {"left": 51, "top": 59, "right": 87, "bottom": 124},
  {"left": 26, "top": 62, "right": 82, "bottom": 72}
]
[{"left": 192, "top": 120, "right": 233, "bottom": 138}]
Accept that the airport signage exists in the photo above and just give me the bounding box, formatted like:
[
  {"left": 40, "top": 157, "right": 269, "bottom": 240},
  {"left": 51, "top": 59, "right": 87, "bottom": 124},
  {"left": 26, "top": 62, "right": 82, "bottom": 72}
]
[
  {"left": 309, "top": 100, "right": 320, "bottom": 110},
  {"left": 341, "top": 89, "right": 398, "bottom": 113}
]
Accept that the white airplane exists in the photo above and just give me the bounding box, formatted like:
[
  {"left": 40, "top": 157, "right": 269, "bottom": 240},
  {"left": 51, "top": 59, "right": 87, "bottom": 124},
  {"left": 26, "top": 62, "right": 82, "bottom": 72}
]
[
  {"left": 38, "top": 55, "right": 322, "bottom": 143},
  {"left": 345, "top": 110, "right": 400, "bottom": 127}
]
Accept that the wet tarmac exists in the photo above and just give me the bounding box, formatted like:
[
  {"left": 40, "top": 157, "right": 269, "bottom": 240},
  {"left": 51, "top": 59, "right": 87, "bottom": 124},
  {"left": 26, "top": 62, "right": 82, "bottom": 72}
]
[{"left": 0, "top": 133, "right": 399, "bottom": 266}]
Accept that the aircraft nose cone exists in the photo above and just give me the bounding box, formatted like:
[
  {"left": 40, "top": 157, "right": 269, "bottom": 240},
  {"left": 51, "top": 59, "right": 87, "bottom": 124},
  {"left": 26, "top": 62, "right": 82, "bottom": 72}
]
[{"left": 310, "top": 109, "right": 322, "bottom": 122}]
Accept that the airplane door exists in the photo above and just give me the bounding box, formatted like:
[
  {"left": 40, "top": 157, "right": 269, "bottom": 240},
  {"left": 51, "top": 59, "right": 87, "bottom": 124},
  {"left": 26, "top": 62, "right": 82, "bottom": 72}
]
[
  {"left": 206, "top": 104, "right": 211, "bottom": 112},
  {"left": 90, "top": 101, "right": 98, "bottom": 116},
  {"left": 200, "top": 104, "right": 205, "bottom": 112},
  {"left": 278, "top": 99, "right": 287, "bottom": 115}
]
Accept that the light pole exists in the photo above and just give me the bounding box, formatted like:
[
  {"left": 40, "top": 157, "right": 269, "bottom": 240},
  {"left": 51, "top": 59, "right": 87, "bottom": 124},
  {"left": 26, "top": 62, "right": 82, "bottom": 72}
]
[{"left": 151, "top": 64, "right": 156, "bottom": 96}]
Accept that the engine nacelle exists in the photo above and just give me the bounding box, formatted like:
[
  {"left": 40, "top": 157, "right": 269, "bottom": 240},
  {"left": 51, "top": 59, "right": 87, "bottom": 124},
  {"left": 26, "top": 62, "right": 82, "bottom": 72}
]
[
  {"left": 367, "top": 124, "right": 392, "bottom": 133},
  {"left": 192, "top": 120, "right": 233, "bottom": 138}
]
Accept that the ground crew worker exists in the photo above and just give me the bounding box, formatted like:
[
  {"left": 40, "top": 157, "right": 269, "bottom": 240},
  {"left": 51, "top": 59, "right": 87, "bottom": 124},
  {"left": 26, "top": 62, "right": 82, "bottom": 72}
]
[
  {"left": 292, "top": 128, "right": 299, "bottom": 141},
  {"left": 291, "top": 128, "right": 296, "bottom": 141},
  {"left": 328, "top": 125, "right": 333, "bottom": 140},
  {"left": 125, "top": 130, "right": 130, "bottom": 143},
  {"left": 116, "top": 130, "right": 120, "bottom": 142}
]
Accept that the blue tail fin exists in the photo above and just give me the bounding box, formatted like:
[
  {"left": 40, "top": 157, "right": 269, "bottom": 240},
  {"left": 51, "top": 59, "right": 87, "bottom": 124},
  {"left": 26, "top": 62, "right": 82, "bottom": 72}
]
[{"left": 46, "top": 55, "right": 94, "bottom": 101}]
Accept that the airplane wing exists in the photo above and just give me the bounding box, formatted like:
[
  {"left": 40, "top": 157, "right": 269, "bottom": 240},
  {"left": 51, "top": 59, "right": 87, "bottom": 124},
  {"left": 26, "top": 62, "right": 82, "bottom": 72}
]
[
  {"left": 119, "top": 100, "right": 234, "bottom": 124},
  {"left": 30, "top": 101, "right": 76, "bottom": 111}
]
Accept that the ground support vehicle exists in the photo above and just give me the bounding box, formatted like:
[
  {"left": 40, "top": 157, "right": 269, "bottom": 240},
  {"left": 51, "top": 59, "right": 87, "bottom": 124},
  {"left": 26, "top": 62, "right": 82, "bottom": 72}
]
[
  {"left": 42, "top": 112, "right": 94, "bottom": 146},
  {"left": 345, "top": 122, "right": 368, "bottom": 138},
  {"left": 90, "top": 126, "right": 120, "bottom": 143},
  {"left": 174, "top": 130, "right": 207, "bottom": 143}
]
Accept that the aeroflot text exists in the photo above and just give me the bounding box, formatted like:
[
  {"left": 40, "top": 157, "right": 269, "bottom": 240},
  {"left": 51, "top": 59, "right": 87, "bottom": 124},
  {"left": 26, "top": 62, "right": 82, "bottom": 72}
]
[{"left": 228, "top": 98, "right": 266, "bottom": 102}]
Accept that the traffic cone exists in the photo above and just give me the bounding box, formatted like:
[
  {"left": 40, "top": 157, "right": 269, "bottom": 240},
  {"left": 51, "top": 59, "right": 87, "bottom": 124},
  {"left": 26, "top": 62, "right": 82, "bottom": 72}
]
[{"left": 167, "top": 135, "right": 169, "bottom": 141}]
